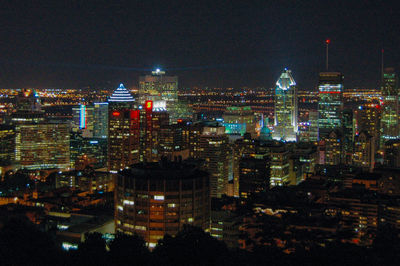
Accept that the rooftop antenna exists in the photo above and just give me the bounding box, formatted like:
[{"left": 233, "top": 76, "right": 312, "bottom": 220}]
[{"left": 325, "top": 39, "right": 330, "bottom": 71}]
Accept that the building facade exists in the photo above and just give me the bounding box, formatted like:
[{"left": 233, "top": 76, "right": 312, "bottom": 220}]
[
  {"left": 115, "top": 161, "right": 210, "bottom": 248},
  {"left": 273, "top": 69, "right": 298, "bottom": 141},
  {"left": 15, "top": 123, "right": 70, "bottom": 169},
  {"left": 380, "top": 67, "right": 399, "bottom": 146},
  {"left": 139, "top": 70, "right": 178, "bottom": 123},
  {"left": 318, "top": 72, "right": 344, "bottom": 139},
  {"left": 199, "top": 125, "right": 229, "bottom": 198}
]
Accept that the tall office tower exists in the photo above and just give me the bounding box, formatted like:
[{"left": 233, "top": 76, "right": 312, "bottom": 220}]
[
  {"left": 72, "top": 104, "right": 94, "bottom": 137},
  {"left": 273, "top": 68, "right": 298, "bottom": 142},
  {"left": 355, "top": 104, "right": 381, "bottom": 151},
  {"left": 139, "top": 70, "right": 178, "bottom": 123},
  {"left": 353, "top": 131, "right": 375, "bottom": 171},
  {"left": 342, "top": 109, "right": 355, "bottom": 164},
  {"left": 187, "top": 123, "right": 206, "bottom": 159},
  {"left": 302, "top": 110, "right": 319, "bottom": 142},
  {"left": 15, "top": 123, "right": 70, "bottom": 170},
  {"left": 239, "top": 154, "right": 270, "bottom": 198},
  {"left": 0, "top": 125, "right": 15, "bottom": 165},
  {"left": 324, "top": 130, "right": 342, "bottom": 165},
  {"left": 199, "top": 125, "right": 229, "bottom": 198},
  {"left": 115, "top": 161, "right": 210, "bottom": 248},
  {"left": 158, "top": 122, "right": 190, "bottom": 160},
  {"left": 380, "top": 67, "right": 399, "bottom": 146},
  {"left": 93, "top": 102, "right": 109, "bottom": 139},
  {"left": 222, "top": 106, "right": 256, "bottom": 137},
  {"left": 317, "top": 72, "right": 344, "bottom": 139},
  {"left": 108, "top": 109, "right": 140, "bottom": 172},
  {"left": 269, "top": 144, "right": 290, "bottom": 186},
  {"left": 233, "top": 134, "right": 257, "bottom": 197},
  {"left": 108, "top": 84, "right": 139, "bottom": 172},
  {"left": 139, "top": 101, "right": 169, "bottom": 163}
]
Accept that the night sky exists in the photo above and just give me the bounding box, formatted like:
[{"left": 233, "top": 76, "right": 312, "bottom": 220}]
[{"left": 0, "top": 0, "right": 399, "bottom": 89}]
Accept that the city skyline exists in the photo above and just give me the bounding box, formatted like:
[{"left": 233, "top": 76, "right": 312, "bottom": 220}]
[{"left": 0, "top": 1, "right": 399, "bottom": 89}]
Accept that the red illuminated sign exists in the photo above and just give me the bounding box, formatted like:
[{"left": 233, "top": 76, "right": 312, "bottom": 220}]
[
  {"left": 130, "top": 110, "right": 139, "bottom": 119},
  {"left": 145, "top": 101, "right": 153, "bottom": 111},
  {"left": 112, "top": 111, "right": 120, "bottom": 117}
]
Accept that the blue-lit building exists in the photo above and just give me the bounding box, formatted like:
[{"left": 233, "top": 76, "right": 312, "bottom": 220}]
[{"left": 222, "top": 106, "right": 256, "bottom": 137}]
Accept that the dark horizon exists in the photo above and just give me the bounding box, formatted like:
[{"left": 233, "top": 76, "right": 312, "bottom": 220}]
[{"left": 0, "top": 1, "right": 399, "bottom": 89}]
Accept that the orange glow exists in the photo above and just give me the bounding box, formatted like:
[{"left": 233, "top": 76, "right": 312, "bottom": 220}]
[{"left": 112, "top": 111, "right": 120, "bottom": 116}]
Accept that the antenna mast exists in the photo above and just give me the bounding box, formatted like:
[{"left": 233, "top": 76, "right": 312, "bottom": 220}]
[{"left": 326, "top": 39, "right": 330, "bottom": 71}]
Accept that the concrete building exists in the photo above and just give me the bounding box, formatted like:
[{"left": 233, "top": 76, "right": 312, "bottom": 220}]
[{"left": 115, "top": 161, "right": 210, "bottom": 248}]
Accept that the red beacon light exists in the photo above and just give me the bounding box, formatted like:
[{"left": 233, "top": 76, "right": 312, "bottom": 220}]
[
  {"left": 326, "top": 39, "right": 331, "bottom": 44},
  {"left": 112, "top": 111, "right": 120, "bottom": 117}
]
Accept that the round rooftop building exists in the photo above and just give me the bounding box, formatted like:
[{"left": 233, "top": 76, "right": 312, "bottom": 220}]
[{"left": 115, "top": 161, "right": 210, "bottom": 248}]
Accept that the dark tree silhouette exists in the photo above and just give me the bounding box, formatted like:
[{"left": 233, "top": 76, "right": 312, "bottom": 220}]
[
  {"left": 108, "top": 232, "right": 150, "bottom": 265},
  {"left": 153, "top": 225, "right": 230, "bottom": 266},
  {"left": 0, "top": 216, "right": 64, "bottom": 265}
]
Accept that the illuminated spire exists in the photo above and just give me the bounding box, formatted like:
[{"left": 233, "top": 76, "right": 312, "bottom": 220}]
[
  {"left": 108, "top": 83, "right": 135, "bottom": 102},
  {"left": 276, "top": 69, "right": 296, "bottom": 90}
]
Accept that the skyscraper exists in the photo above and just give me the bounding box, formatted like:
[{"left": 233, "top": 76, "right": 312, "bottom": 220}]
[
  {"left": 139, "top": 100, "right": 169, "bottom": 163},
  {"left": 108, "top": 109, "right": 140, "bottom": 172},
  {"left": 199, "top": 125, "right": 229, "bottom": 198},
  {"left": 355, "top": 104, "right": 380, "bottom": 151},
  {"left": 93, "top": 102, "right": 109, "bottom": 139},
  {"left": 0, "top": 125, "right": 15, "bottom": 165},
  {"left": 318, "top": 72, "right": 344, "bottom": 139},
  {"left": 108, "top": 84, "right": 139, "bottom": 172},
  {"left": 72, "top": 104, "right": 94, "bottom": 137},
  {"left": 139, "top": 70, "right": 178, "bottom": 123},
  {"left": 273, "top": 68, "right": 298, "bottom": 141},
  {"left": 15, "top": 123, "right": 70, "bottom": 170},
  {"left": 380, "top": 67, "right": 399, "bottom": 146}
]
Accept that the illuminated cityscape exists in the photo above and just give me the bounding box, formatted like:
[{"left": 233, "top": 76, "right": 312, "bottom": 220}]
[{"left": 1, "top": 2, "right": 400, "bottom": 265}]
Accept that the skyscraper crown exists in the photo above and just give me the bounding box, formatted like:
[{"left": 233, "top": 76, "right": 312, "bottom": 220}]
[
  {"left": 108, "top": 83, "right": 135, "bottom": 102},
  {"left": 276, "top": 69, "right": 296, "bottom": 90}
]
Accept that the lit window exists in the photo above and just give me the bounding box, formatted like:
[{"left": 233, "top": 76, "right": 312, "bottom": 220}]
[
  {"left": 123, "top": 200, "right": 134, "bottom": 205},
  {"left": 154, "top": 195, "right": 164, "bottom": 200}
]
